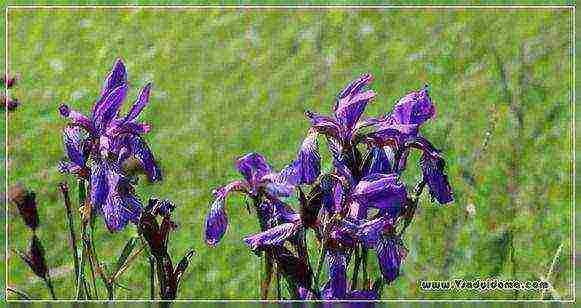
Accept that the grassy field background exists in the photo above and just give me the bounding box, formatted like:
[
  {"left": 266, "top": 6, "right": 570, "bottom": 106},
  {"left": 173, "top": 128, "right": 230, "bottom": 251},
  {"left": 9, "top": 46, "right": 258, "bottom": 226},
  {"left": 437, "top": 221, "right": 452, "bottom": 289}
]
[{"left": 4, "top": 8, "right": 573, "bottom": 300}]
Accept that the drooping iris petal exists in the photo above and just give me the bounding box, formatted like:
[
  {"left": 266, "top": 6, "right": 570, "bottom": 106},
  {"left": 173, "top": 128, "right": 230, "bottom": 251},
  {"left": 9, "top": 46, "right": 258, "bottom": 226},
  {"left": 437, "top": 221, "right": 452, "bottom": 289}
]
[
  {"left": 243, "top": 222, "right": 299, "bottom": 250},
  {"left": 356, "top": 216, "right": 392, "bottom": 248},
  {"left": 305, "top": 111, "right": 341, "bottom": 140},
  {"left": 376, "top": 236, "right": 407, "bottom": 284},
  {"left": 90, "top": 161, "right": 108, "bottom": 211},
  {"left": 102, "top": 188, "right": 142, "bottom": 232},
  {"left": 115, "top": 134, "right": 162, "bottom": 182},
  {"left": 420, "top": 153, "right": 453, "bottom": 204},
  {"left": 236, "top": 153, "right": 271, "bottom": 191},
  {"left": 204, "top": 180, "right": 247, "bottom": 247},
  {"left": 100, "top": 164, "right": 142, "bottom": 232},
  {"left": 352, "top": 173, "right": 406, "bottom": 208},
  {"left": 322, "top": 249, "right": 347, "bottom": 300},
  {"left": 123, "top": 83, "right": 152, "bottom": 123},
  {"left": 347, "top": 289, "right": 379, "bottom": 300},
  {"left": 63, "top": 126, "right": 86, "bottom": 168},
  {"left": 295, "top": 130, "right": 320, "bottom": 185},
  {"left": 93, "top": 58, "right": 127, "bottom": 120},
  {"left": 389, "top": 86, "right": 435, "bottom": 125},
  {"left": 361, "top": 146, "right": 393, "bottom": 177}
]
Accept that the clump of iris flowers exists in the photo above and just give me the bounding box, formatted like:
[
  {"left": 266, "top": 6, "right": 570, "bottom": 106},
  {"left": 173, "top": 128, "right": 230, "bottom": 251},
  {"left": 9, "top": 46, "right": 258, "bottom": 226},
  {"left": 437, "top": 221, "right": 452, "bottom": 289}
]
[
  {"left": 204, "top": 73, "right": 453, "bottom": 300},
  {"left": 58, "top": 58, "right": 161, "bottom": 232},
  {"left": 10, "top": 59, "right": 192, "bottom": 301}
]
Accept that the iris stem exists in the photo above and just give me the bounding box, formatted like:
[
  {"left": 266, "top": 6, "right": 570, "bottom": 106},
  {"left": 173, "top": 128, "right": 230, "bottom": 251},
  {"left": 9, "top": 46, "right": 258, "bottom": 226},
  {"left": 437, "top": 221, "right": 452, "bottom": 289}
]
[
  {"left": 45, "top": 276, "right": 57, "bottom": 300},
  {"left": 59, "top": 182, "right": 80, "bottom": 294},
  {"left": 75, "top": 248, "right": 86, "bottom": 299},
  {"left": 276, "top": 264, "right": 281, "bottom": 300},
  {"left": 350, "top": 245, "right": 361, "bottom": 290},
  {"left": 362, "top": 247, "right": 369, "bottom": 287},
  {"left": 149, "top": 256, "right": 156, "bottom": 300}
]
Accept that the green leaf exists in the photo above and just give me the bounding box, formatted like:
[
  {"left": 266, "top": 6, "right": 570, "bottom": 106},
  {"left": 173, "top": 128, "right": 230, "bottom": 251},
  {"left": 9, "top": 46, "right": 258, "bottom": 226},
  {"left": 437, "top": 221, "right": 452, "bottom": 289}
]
[{"left": 114, "top": 237, "right": 138, "bottom": 274}]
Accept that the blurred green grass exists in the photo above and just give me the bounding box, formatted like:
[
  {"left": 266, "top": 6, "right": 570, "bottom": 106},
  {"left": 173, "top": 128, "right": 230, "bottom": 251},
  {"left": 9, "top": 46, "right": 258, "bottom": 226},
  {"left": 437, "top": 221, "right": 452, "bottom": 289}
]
[{"left": 4, "top": 8, "right": 573, "bottom": 300}]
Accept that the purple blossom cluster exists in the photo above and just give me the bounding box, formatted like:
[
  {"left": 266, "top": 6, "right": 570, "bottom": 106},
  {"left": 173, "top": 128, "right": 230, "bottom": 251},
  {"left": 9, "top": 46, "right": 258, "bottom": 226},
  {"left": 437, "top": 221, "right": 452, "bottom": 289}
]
[
  {"left": 58, "top": 59, "right": 162, "bottom": 232},
  {"left": 204, "top": 73, "right": 453, "bottom": 300}
]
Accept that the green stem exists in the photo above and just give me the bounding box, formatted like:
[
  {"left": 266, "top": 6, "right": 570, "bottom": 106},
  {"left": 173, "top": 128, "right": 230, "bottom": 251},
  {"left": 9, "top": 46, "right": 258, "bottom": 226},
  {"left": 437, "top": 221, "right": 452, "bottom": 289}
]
[
  {"left": 45, "top": 277, "right": 57, "bottom": 300},
  {"left": 149, "top": 256, "right": 156, "bottom": 300},
  {"left": 362, "top": 247, "right": 369, "bottom": 287},
  {"left": 76, "top": 248, "right": 86, "bottom": 299},
  {"left": 350, "top": 246, "right": 361, "bottom": 290},
  {"left": 59, "top": 182, "right": 80, "bottom": 293}
]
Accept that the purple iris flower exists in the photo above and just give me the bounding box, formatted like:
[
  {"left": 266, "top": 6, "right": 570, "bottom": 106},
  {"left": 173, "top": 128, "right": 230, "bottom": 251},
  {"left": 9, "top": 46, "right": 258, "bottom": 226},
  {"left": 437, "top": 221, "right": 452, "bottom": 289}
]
[
  {"left": 204, "top": 153, "right": 297, "bottom": 247},
  {"left": 58, "top": 58, "right": 162, "bottom": 232},
  {"left": 376, "top": 235, "right": 408, "bottom": 284},
  {"left": 306, "top": 73, "right": 376, "bottom": 147},
  {"left": 367, "top": 86, "right": 434, "bottom": 149},
  {"left": 59, "top": 58, "right": 160, "bottom": 182}
]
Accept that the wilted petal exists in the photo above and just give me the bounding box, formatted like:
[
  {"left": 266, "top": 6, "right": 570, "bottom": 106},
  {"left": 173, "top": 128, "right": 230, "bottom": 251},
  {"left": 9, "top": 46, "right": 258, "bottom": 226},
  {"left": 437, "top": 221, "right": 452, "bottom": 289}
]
[
  {"left": 236, "top": 153, "right": 271, "bottom": 190},
  {"left": 376, "top": 236, "right": 407, "bottom": 284},
  {"left": 361, "top": 146, "right": 393, "bottom": 177},
  {"left": 389, "top": 86, "right": 435, "bottom": 125},
  {"left": 305, "top": 111, "right": 341, "bottom": 141},
  {"left": 322, "top": 249, "right": 347, "bottom": 300},
  {"left": 243, "top": 222, "right": 299, "bottom": 250},
  {"left": 10, "top": 187, "right": 39, "bottom": 230},
  {"left": 123, "top": 83, "right": 152, "bottom": 123},
  {"left": 420, "top": 153, "right": 453, "bottom": 204}
]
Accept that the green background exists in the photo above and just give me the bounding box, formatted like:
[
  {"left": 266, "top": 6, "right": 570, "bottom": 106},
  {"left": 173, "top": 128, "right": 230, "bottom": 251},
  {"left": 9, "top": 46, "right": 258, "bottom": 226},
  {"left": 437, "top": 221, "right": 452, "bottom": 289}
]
[{"left": 1, "top": 3, "right": 575, "bottom": 301}]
